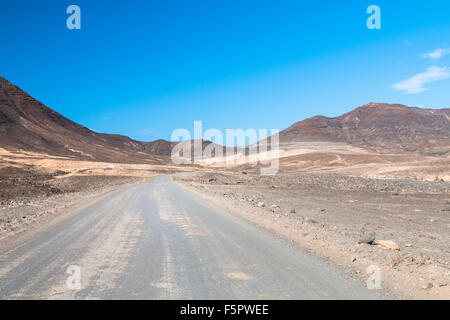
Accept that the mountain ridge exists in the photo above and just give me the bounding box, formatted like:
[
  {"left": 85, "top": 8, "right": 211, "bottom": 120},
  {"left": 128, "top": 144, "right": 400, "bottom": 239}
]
[
  {"left": 279, "top": 102, "right": 450, "bottom": 155},
  {"left": 1, "top": 77, "right": 449, "bottom": 161},
  {"left": 0, "top": 77, "right": 174, "bottom": 163}
]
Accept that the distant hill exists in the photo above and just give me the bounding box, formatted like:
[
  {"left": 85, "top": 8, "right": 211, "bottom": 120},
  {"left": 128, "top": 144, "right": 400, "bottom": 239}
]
[
  {"left": 0, "top": 77, "right": 175, "bottom": 163},
  {"left": 1, "top": 77, "right": 448, "bottom": 163},
  {"left": 279, "top": 103, "right": 450, "bottom": 156}
]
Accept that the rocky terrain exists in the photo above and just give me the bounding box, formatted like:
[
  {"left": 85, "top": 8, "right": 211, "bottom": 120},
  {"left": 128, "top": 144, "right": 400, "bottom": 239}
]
[
  {"left": 279, "top": 102, "right": 450, "bottom": 156},
  {"left": 175, "top": 171, "right": 450, "bottom": 299},
  {"left": 0, "top": 146, "right": 192, "bottom": 238},
  {"left": 0, "top": 177, "right": 143, "bottom": 241},
  {"left": 1, "top": 76, "right": 449, "bottom": 299},
  {"left": 0, "top": 77, "right": 176, "bottom": 163}
]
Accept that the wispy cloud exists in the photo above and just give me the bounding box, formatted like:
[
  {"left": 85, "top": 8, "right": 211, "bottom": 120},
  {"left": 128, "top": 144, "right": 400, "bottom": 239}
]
[
  {"left": 421, "top": 48, "right": 450, "bottom": 60},
  {"left": 392, "top": 66, "right": 450, "bottom": 94}
]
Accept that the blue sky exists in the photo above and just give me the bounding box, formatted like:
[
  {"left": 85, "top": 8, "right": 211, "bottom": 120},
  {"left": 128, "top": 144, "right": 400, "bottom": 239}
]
[{"left": 1, "top": 0, "right": 449, "bottom": 142}]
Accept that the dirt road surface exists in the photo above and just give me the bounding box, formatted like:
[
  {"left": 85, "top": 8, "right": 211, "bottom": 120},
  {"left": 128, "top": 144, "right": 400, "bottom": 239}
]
[{"left": 0, "top": 176, "right": 379, "bottom": 299}]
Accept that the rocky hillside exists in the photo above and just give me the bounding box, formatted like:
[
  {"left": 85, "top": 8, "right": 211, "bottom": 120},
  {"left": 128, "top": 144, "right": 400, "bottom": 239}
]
[
  {"left": 280, "top": 103, "right": 450, "bottom": 155},
  {"left": 0, "top": 77, "right": 174, "bottom": 163},
  {"left": 2, "top": 77, "right": 448, "bottom": 162}
]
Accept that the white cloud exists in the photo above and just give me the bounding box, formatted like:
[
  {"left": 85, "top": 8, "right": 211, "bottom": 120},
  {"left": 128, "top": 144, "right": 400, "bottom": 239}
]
[
  {"left": 392, "top": 66, "right": 450, "bottom": 94},
  {"left": 421, "top": 48, "right": 450, "bottom": 60}
]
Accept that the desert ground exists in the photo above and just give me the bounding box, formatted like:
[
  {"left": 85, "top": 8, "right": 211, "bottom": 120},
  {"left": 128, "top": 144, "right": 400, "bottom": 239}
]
[
  {"left": 0, "top": 147, "right": 196, "bottom": 240},
  {"left": 175, "top": 169, "right": 449, "bottom": 299},
  {"left": 1, "top": 141, "right": 449, "bottom": 299},
  {"left": 172, "top": 141, "right": 450, "bottom": 299}
]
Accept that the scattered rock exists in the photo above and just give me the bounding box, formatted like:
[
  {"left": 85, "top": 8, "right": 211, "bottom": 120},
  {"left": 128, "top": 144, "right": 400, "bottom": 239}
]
[
  {"left": 351, "top": 257, "right": 357, "bottom": 262},
  {"left": 391, "top": 255, "right": 406, "bottom": 268},
  {"left": 422, "top": 283, "right": 433, "bottom": 290},
  {"left": 373, "top": 240, "right": 400, "bottom": 251},
  {"left": 421, "top": 253, "right": 430, "bottom": 261},
  {"left": 290, "top": 209, "right": 296, "bottom": 214},
  {"left": 257, "top": 202, "right": 265, "bottom": 208},
  {"left": 405, "top": 243, "right": 412, "bottom": 247},
  {"left": 358, "top": 232, "right": 376, "bottom": 244},
  {"left": 438, "top": 282, "right": 448, "bottom": 287},
  {"left": 208, "top": 178, "right": 216, "bottom": 183},
  {"left": 304, "top": 217, "right": 317, "bottom": 224}
]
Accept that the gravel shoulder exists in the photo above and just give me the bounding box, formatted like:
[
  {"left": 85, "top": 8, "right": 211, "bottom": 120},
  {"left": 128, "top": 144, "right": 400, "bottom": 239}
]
[
  {"left": 0, "top": 176, "right": 382, "bottom": 299},
  {"left": 175, "top": 171, "right": 450, "bottom": 300},
  {"left": 0, "top": 175, "right": 152, "bottom": 244}
]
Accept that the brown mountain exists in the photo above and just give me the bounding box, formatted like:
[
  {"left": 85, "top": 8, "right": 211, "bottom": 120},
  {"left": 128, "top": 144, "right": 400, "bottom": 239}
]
[
  {"left": 1, "top": 77, "right": 449, "bottom": 162},
  {"left": 0, "top": 77, "right": 173, "bottom": 163},
  {"left": 280, "top": 103, "right": 450, "bottom": 156}
]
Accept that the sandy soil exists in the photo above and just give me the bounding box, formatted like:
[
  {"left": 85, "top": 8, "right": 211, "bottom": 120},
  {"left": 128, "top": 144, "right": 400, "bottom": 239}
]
[
  {"left": 0, "top": 176, "right": 150, "bottom": 242},
  {"left": 175, "top": 171, "right": 450, "bottom": 300},
  {"left": 202, "top": 141, "right": 449, "bottom": 182},
  {"left": 0, "top": 148, "right": 194, "bottom": 239},
  {"left": 1, "top": 146, "right": 449, "bottom": 299}
]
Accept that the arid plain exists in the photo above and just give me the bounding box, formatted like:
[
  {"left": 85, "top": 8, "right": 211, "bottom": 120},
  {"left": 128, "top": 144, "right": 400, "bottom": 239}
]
[{"left": 0, "top": 77, "right": 449, "bottom": 299}]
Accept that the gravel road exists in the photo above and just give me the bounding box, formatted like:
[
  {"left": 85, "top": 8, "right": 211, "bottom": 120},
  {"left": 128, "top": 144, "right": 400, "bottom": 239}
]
[{"left": 0, "top": 176, "right": 379, "bottom": 299}]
